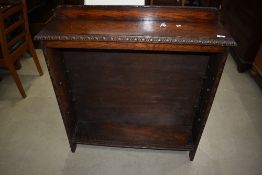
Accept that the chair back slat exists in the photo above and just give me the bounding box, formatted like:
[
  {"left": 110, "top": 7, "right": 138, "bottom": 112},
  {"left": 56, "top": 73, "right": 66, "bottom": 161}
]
[
  {"left": 4, "top": 19, "right": 24, "bottom": 34},
  {"left": 0, "top": 2, "right": 26, "bottom": 56},
  {"left": 7, "top": 31, "right": 25, "bottom": 47},
  {"left": 9, "top": 41, "right": 27, "bottom": 59},
  {"left": 2, "top": 4, "right": 23, "bottom": 19}
]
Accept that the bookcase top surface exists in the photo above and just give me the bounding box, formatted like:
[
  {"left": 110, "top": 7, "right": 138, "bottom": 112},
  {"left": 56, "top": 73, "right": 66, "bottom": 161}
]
[{"left": 35, "top": 6, "right": 236, "bottom": 47}]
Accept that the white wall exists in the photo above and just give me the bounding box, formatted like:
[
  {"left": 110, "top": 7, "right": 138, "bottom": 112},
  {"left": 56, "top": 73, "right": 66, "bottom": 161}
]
[{"left": 84, "top": 0, "right": 145, "bottom": 5}]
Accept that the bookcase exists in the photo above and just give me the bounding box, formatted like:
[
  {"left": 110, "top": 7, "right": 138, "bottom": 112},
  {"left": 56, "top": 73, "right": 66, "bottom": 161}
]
[{"left": 36, "top": 6, "right": 235, "bottom": 161}]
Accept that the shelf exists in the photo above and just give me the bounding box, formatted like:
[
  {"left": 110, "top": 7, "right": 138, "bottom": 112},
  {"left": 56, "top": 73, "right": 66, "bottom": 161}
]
[{"left": 72, "top": 121, "right": 194, "bottom": 150}]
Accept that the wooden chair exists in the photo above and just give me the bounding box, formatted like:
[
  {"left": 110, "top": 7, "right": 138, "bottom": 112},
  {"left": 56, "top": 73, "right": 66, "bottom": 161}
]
[{"left": 0, "top": 0, "right": 43, "bottom": 98}]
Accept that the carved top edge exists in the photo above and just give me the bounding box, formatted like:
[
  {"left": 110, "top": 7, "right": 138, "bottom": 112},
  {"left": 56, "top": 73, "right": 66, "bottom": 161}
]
[{"left": 34, "top": 32, "right": 237, "bottom": 47}]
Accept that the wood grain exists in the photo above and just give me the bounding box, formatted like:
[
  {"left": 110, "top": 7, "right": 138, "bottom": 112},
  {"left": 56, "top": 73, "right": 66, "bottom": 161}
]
[{"left": 35, "top": 6, "right": 236, "bottom": 47}]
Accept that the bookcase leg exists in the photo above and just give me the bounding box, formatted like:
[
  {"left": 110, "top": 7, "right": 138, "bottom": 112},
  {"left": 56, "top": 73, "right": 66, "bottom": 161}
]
[
  {"left": 189, "top": 150, "right": 196, "bottom": 161},
  {"left": 70, "top": 143, "right": 77, "bottom": 153}
]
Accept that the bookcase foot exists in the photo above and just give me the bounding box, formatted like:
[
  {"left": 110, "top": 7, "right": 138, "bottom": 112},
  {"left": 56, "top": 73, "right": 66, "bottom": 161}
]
[
  {"left": 189, "top": 150, "right": 196, "bottom": 161},
  {"left": 70, "top": 143, "right": 77, "bottom": 153}
]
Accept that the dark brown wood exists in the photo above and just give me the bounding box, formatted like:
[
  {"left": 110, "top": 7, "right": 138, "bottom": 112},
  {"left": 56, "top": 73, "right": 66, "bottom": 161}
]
[
  {"left": 221, "top": 0, "right": 262, "bottom": 72},
  {"left": 35, "top": 6, "right": 235, "bottom": 47},
  {"left": 54, "top": 6, "right": 218, "bottom": 23},
  {"left": 145, "top": 0, "right": 222, "bottom": 7},
  {"left": 73, "top": 122, "right": 193, "bottom": 150},
  {"left": 36, "top": 6, "right": 235, "bottom": 161},
  {"left": 0, "top": 0, "right": 43, "bottom": 98},
  {"left": 44, "top": 41, "right": 225, "bottom": 52}
]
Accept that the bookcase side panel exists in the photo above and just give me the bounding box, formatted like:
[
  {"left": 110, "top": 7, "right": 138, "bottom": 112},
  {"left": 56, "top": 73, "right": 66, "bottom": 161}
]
[
  {"left": 190, "top": 50, "right": 228, "bottom": 160},
  {"left": 42, "top": 45, "right": 78, "bottom": 152}
]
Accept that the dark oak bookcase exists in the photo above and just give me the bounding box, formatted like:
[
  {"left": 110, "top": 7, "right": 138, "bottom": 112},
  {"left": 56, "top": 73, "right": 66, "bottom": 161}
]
[{"left": 36, "top": 6, "right": 235, "bottom": 161}]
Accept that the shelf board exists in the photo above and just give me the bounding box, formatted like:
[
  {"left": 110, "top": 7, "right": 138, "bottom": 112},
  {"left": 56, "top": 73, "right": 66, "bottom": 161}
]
[{"left": 72, "top": 121, "right": 194, "bottom": 151}]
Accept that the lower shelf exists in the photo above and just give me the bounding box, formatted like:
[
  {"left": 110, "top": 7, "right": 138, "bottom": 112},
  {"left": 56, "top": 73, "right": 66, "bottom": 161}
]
[{"left": 72, "top": 121, "right": 194, "bottom": 151}]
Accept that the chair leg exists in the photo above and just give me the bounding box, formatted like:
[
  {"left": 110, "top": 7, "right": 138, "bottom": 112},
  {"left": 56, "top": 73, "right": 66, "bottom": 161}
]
[
  {"left": 28, "top": 39, "right": 43, "bottom": 76},
  {"left": 7, "top": 63, "right": 26, "bottom": 98},
  {"left": 14, "top": 60, "right": 22, "bottom": 70}
]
